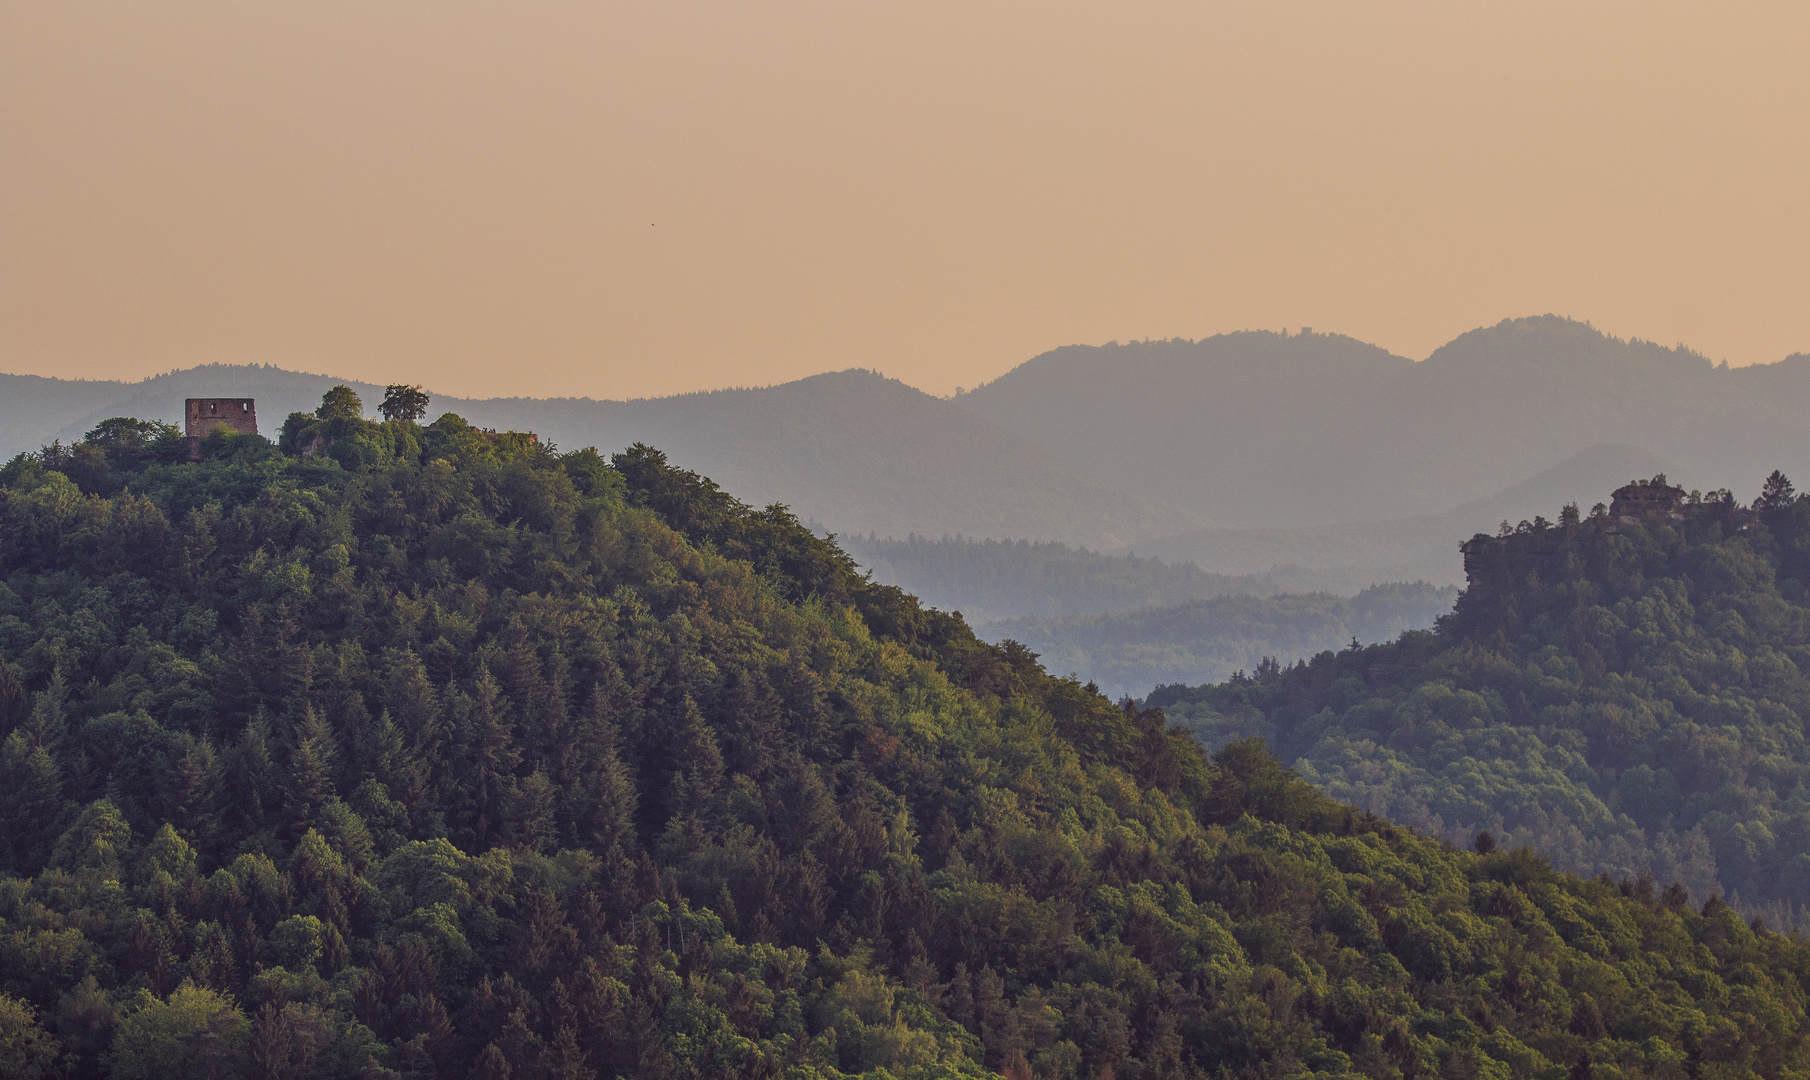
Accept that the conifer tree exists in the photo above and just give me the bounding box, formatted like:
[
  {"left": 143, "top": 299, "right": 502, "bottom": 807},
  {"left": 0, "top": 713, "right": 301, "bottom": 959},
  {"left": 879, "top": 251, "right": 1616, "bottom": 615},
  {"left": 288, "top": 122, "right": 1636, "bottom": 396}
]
[
  {"left": 163, "top": 739, "right": 222, "bottom": 855},
  {"left": 0, "top": 660, "right": 25, "bottom": 735},
  {"left": 228, "top": 712, "right": 278, "bottom": 836},
  {"left": 284, "top": 706, "right": 339, "bottom": 836},
  {"left": 459, "top": 667, "right": 521, "bottom": 851},
  {"left": 22, "top": 667, "right": 66, "bottom": 749},
  {"left": 0, "top": 732, "right": 61, "bottom": 873}
]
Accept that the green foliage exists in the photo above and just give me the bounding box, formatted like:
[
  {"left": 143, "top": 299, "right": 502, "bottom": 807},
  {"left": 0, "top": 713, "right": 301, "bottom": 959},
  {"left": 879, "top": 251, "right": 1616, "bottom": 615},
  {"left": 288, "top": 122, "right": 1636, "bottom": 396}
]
[
  {"left": 380, "top": 384, "right": 432, "bottom": 423},
  {"left": 105, "top": 984, "right": 249, "bottom": 1080},
  {"left": 1156, "top": 478, "right": 1810, "bottom": 917},
  {"left": 315, "top": 385, "right": 365, "bottom": 421},
  {"left": 2, "top": 431, "right": 1810, "bottom": 1079},
  {"left": 0, "top": 992, "right": 62, "bottom": 1079}
]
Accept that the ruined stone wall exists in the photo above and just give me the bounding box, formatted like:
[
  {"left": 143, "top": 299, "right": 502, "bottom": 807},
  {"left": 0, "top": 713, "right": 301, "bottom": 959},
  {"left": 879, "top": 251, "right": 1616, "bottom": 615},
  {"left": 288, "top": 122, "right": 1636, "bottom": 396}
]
[
  {"left": 184, "top": 398, "right": 259, "bottom": 460},
  {"left": 185, "top": 398, "right": 259, "bottom": 438},
  {"left": 1609, "top": 479, "right": 1684, "bottom": 524}
]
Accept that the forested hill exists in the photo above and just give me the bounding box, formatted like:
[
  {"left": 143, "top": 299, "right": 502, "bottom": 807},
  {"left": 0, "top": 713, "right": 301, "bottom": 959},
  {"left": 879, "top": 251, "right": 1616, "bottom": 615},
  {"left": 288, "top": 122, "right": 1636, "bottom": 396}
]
[
  {"left": 1153, "top": 474, "right": 1810, "bottom": 920},
  {"left": 4, "top": 407, "right": 1810, "bottom": 1080}
]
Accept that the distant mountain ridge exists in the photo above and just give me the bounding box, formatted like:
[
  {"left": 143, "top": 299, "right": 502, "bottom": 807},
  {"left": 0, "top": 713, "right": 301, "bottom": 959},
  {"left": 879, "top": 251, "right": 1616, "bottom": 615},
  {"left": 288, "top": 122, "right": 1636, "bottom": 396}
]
[
  {"left": 983, "top": 581, "right": 1459, "bottom": 700},
  {"left": 1140, "top": 442, "right": 1683, "bottom": 586},
  {"left": 6, "top": 316, "right": 1805, "bottom": 580},
  {"left": 959, "top": 316, "right": 1810, "bottom": 528},
  {"left": 0, "top": 364, "right": 1198, "bottom": 549}
]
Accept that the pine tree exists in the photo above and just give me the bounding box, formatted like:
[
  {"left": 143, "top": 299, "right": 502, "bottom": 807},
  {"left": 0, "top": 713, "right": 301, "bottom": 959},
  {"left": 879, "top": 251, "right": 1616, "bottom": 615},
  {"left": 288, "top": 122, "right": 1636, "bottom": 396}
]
[
  {"left": 1757, "top": 469, "right": 1796, "bottom": 511},
  {"left": 541, "top": 1024, "right": 591, "bottom": 1080},
  {"left": 459, "top": 667, "right": 521, "bottom": 851},
  {"left": 0, "top": 732, "right": 62, "bottom": 873},
  {"left": 665, "top": 695, "right": 723, "bottom": 823},
  {"left": 283, "top": 706, "right": 339, "bottom": 836},
  {"left": 574, "top": 738, "right": 637, "bottom": 853},
  {"left": 0, "top": 661, "right": 26, "bottom": 736},
  {"left": 164, "top": 739, "right": 222, "bottom": 856},
  {"left": 22, "top": 667, "right": 67, "bottom": 749},
  {"left": 473, "top": 1043, "right": 513, "bottom": 1080},
  {"left": 976, "top": 964, "right": 1010, "bottom": 1069},
  {"left": 949, "top": 962, "right": 977, "bottom": 1034},
  {"left": 354, "top": 709, "right": 409, "bottom": 792},
  {"left": 228, "top": 713, "right": 278, "bottom": 837},
  {"left": 510, "top": 770, "right": 558, "bottom": 853},
  {"left": 384, "top": 649, "right": 442, "bottom": 783},
  {"left": 49, "top": 798, "right": 133, "bottom": 879}
]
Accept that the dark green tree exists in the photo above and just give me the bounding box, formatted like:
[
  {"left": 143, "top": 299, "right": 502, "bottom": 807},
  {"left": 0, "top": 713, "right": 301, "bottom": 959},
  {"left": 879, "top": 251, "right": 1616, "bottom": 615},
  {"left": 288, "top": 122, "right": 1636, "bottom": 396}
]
[
  {"left": 380, "top": 384, "right": 432, "bottom": 422},
  {"left": 0, "top": 994, "right": 62, "bottom": 1080},
  {"left": 315, "top": 385, "right": 364, "bottom": 421},
  {"left": 0, "top": 734, "right": 62, "bottom": 874},
  {"left": 1757, "top": 469, "right": 1796, "bottom": 511}
]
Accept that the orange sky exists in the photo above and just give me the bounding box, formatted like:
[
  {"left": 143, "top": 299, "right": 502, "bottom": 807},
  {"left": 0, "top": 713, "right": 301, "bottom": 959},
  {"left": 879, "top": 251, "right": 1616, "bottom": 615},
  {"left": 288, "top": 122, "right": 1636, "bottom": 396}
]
[{"left": 2, "top": 2, "right": 1805, "bottom": 400}]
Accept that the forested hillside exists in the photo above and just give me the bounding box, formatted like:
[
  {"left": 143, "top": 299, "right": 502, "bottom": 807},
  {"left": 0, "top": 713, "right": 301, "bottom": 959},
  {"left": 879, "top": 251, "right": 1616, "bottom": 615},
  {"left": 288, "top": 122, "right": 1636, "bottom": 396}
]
[
  {"left": 1153, "top": 476, "right": 1810, "bottom": 921},
  {"left": 3, "top": 403, "right": 1810, "bottom": 1079},
  {"left": 988, "top": 584, "right": 1457, "bottom": 700}
]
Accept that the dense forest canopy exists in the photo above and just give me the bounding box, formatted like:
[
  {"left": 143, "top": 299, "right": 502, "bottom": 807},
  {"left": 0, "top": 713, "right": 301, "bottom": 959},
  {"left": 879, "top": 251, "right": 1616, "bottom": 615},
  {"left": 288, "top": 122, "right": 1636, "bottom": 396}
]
[
  {"left": 2, "top": 403, "right": 1809, "bottom": 1080},
  {"left": 1153, "top": 475, "right": 1810, "bottom": 925}
]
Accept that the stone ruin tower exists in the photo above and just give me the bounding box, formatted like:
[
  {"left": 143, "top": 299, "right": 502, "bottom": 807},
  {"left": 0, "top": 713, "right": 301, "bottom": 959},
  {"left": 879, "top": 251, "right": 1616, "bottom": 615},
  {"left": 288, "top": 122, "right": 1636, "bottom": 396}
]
[
  {"left": 1608, "top": 476, "right": 1685, "bottom": 528},
  {"left": 185, "top": 398, "right": 258, "bottom": 460}
]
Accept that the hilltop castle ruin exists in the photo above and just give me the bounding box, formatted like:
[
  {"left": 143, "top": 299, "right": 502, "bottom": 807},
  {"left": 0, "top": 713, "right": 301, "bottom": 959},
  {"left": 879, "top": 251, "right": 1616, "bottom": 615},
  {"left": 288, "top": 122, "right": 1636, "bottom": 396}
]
[
  {"left": 185, "top": 398, "right": 258, "bottom": 460},
  {"left": 1608, "top": 476, "right": 1685, "bottom": 526}
]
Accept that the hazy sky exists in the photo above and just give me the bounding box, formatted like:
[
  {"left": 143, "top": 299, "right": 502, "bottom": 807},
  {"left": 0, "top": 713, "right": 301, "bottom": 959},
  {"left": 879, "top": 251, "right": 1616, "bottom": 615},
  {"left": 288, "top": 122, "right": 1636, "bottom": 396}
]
[{"left": 3, "top": 2, "right": 1805, "bottom": 400}]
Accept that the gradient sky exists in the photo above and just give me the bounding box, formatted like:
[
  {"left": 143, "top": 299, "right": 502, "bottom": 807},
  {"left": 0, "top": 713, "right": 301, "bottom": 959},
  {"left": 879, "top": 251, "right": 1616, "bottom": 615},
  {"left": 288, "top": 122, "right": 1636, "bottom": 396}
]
[{"left": 3, "top": 2, "right": 1805, "bottom": 400}]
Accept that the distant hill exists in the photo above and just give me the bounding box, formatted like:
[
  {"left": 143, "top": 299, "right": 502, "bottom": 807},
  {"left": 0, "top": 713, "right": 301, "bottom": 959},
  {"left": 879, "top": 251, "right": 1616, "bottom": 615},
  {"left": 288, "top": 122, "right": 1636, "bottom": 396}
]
[
  {"left": 840, "top": 533, "right": 1419, "bottom": 623},
  {"left": 9, "top": 316, "right": 1807, "bottom": 571},
  {"left": 957, "top": 329, "right": 1416, "bottom": 527},
  {"left": 446, "top": 371, "right": 1201, "bottom": 548},
  {"left": 1141, "top": 442, "right": 1683, "bottom": 586},
  {"left": 959, "top": 316, "right": 1810, "bottom": 528},
  {"left": 0, "top": 364, "right": 1199, "bottom": 549},
  {"left": 840, "top": 534, "right": 1273, "bottom": 623},
  {"left": 983, "top": 582, "right": 1458, "bottom": 700},
  {"left": 0, "top": 372, "right": 137, "bottom": 458}
]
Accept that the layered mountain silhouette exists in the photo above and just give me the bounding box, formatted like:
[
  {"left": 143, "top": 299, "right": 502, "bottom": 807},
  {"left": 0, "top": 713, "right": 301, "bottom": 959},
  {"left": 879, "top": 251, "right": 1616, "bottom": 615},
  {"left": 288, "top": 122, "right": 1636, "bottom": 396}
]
[
  {"left": 5, "top": 315, "right": 1805, "bottom": 586},
  {"left": 960, "top": 315, "right": 1809, "bottom": 527},
  {"left": 1138, "top": 441, "right": 1682, "bottom": 585},
  {"left": 0, "top": 364, "right": 1196, "bottom": 549}
]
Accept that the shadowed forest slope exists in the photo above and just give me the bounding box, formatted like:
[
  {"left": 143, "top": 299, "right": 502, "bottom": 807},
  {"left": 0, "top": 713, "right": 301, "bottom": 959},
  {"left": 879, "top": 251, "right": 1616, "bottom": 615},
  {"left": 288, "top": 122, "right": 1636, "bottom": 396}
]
[{"left": 1153, "top": 474, "right": 1810, "bottom": 919}]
